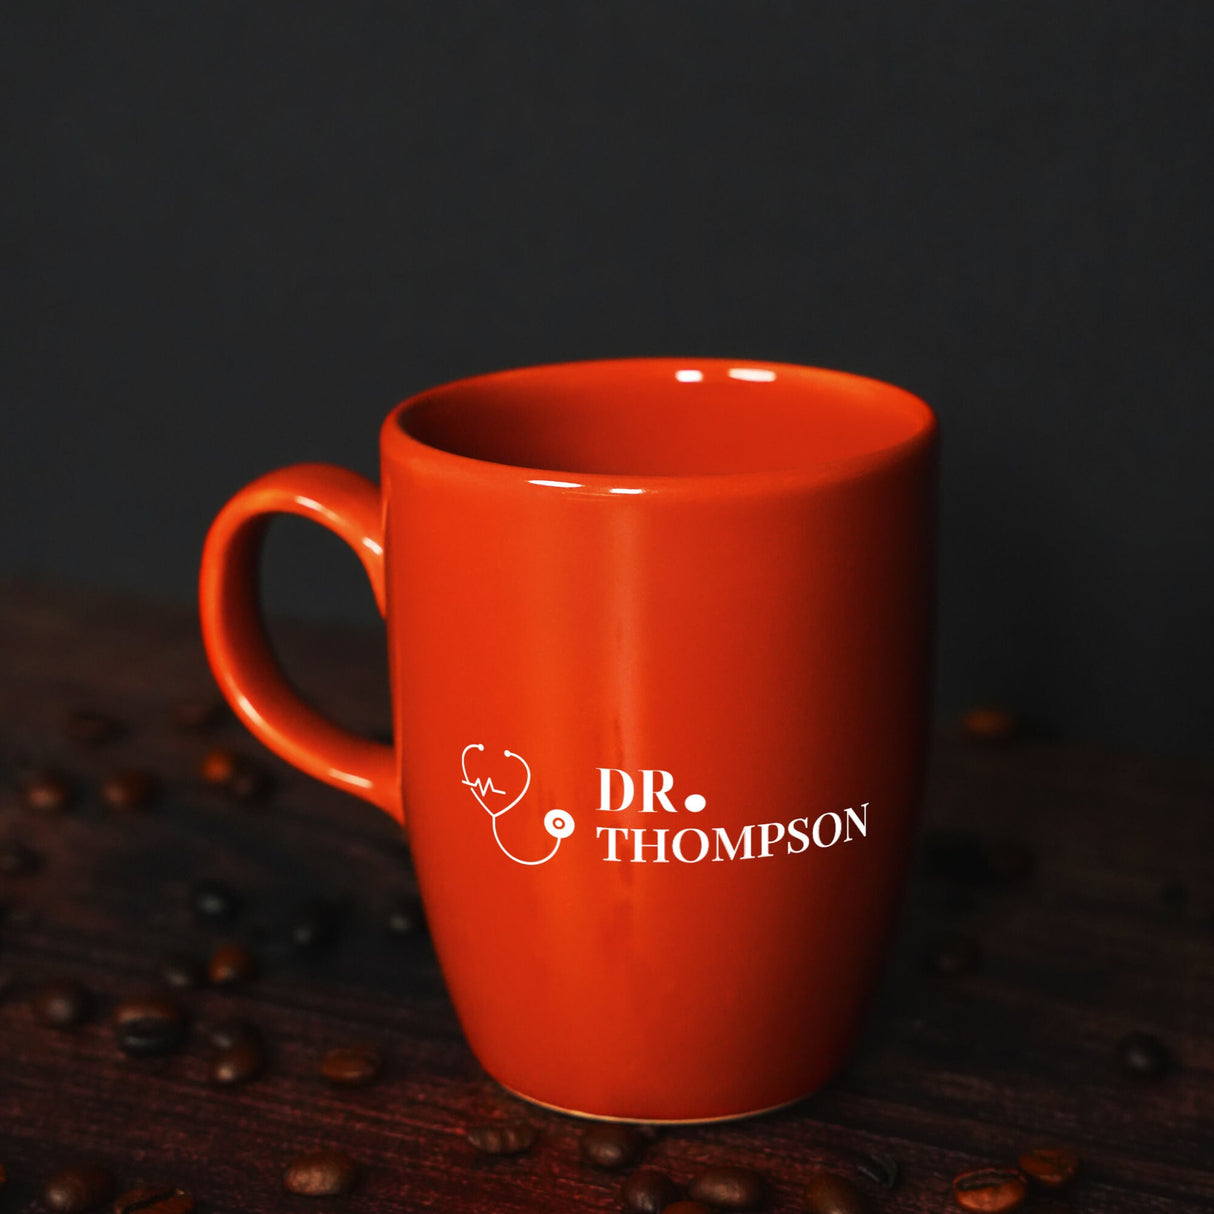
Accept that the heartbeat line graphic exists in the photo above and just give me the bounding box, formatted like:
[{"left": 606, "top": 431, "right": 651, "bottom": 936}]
[{"left": 461, "top": 776, "right": 507, "bottom": 798}]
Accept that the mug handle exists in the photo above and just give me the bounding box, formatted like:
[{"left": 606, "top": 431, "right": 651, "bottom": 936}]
[{"left": 199, "top": 463, "right": 403, "bottom": 824}]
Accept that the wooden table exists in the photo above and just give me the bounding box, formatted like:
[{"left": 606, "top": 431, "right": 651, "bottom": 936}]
[{"left": 1, "top": 583, "right": 1211, "bottom": 1213}]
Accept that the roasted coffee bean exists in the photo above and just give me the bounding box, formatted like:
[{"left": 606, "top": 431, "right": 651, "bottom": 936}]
[
  {"left": 952, "top": 1167, "right": 1028, "bottom": 1212},
  {"left": 687, "top": 1165, "right": 767, "bottom": 1210},
  {"left": 282, "top": 1149, "right": 360, "bottom": 1196},
  {"left": 386, "top": 894, "right": 426, "bottom": 937},
  {"left": 212, "top": 1039, "right": 265, "bottom": 1085},
  {"left": 42, "top": 1163, "right": 116, "bottom": 1212},
  {"left": 0, "top": 839, "right": 41, "bottom": 874},
  {"left": 113, "top": 994, "right": 188, "bottom": 1056},
  {"left": 156, "top": 952, "right": 206, "bottom": 990},
  {"left": 22, "top": 770, "right": 74, "bottom": 813},
  {"left": 288, "top": 897, "right": 343, "bottom": 950},
  {"left": 960, "top": 706, "right": 1018, "bottom": 742},
  {"left": 191, "top": 880, "right": 241, "bottom": 923},
  {"left": 199, "top": 748, "right": 238, "bottom": 785},
  {"left": 227, "top": 759, "right": 272, "bottom": 801},
  {"left": 579, "top": 1122, "right": 645, "bottom": 1169},
  {"left": 1117, "top": 1030, "right": 1172, "bottom": 1078},
  {"left": 100, "top": 769, "right": 159, "bottom": 811},
  {"left": 923, "top": 932, "right": 981, "bottom": 976},
  {"left": 65, "top": 709, "right": 121, "bottom": 746},
  {"left": 665, "top": 1205, "right": 713, "bottom": 1214},
  {"left": 208, "top": 942, "right": 257, "bottom": 985},
  {"left": 208, "top": 1019, "right": 262, "bottom": 1050},
  {"left": 172, "top": 697, "right": 225, "bottom": 732},
  {"left": 854, "top": 1150, "right": 899, "bottom": 1190},
  {"left": 31, "top": 979, "right": 93, "bottom": 1028},
  {"left": 804, "top": 1171, "right": 868, "bottom": 1214},
  {"left": 1017, "top": 1146, "right": 1078, "bottom": 1188},
  {"left": 465, "top": 1120, "right": 538, "bottom": 1155},
  {"left": 622, "top": 1169, "right": 683, "bottom": 1214},
  {"left": 321, "top": 1045, "right": 382, "bottom": 1087},
  {"left": 112, "top": 1184, "right": 193, "bottom": 1213}
]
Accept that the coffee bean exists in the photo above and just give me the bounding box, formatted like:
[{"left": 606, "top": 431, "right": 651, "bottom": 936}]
[
  {"left": 191, "top": 880, "right": 241, "bottom": 923},
  {"left": 579, "top": 1122, "right": 645, "bottom": 1169},
  {"left": 172, "top": 697, "right": 225, "bottom": 732},
  {"left": 0, "top": 839, "right": 41, "bottom": 874},
  {"left": 22, "top": 769, "right": 74, "bottom": 813},
  {"left": 212, "top": 1039, "right": 265, "bottom": 1085},
  {"left": 854, "top": 1150, "right": 899, "bottom": 1190},
  {"left": 804, "top": 1172, "right": 868, "bottom": 1214},
  {"left": 321, "top": 1045, "right": 382, "bottom": 1087},
  {"left": 282, "top": 1149, "right": 360, "bottom": 1196},
  {"left": 113, "top": 994, "right": 188, "bottom": 1056},
  {"left": 960, "top": 706, "right": 1018, "bottom": 741},
  {"left": 1117, "top": 1030, "right": 1172, "bottom": 1078},
  {"left": 100, "top": 769, "right": 159, "bottom": 811},
  {"left": 42, "top": 1163, "right": 116, "bottom": 1212},
  {"left": 199, "top": 748, "right": 238, "bottom": 785},
  {"left": 230, "top": 763, "right": 273, "bottom": 801},
  {"left": 952, "top": 1167, "right": 1028, "bottom": 1212},
  {"left": 288, "top": 897, "right": 343, "bottom": 950},
  {"left": 31, "top": 979, "right": 93, "bottom": 1028},
  {"left": 1017, "top": 1146, "right": 1078, "bottom": 1188},
  {"left": 208, "top": 942, "right": 257, "bottom": 985},
  {"left": 465, "top": 1120, "right": 538, "bottom": 1155},
  {"left": 687, "top": 1165, "right": 767, "bottom": 1210},
  {"left": 665, "top": 1205, "right": 713, "bottom": 1214},
  {"left": 208, "top": 1019, "right": 262, "bottom": 1050},
  {"left": 386, "top": 894, "right": 426, "bottom": 937},
  {"left": 923, "top": 932, "right": 981, "bottom": 977},
  {"left": 622, "top": 1169, "right": 683, "bottom": 1214},
  {"left": 156, "top": 952, "right": 206, "bottom": 990},
  {"left": 199, "top": 749, "right": 273, "bottom": 800},
  {"left": 65, "top": 709, "right": 122, "bottom": 746},
  {"left": 112, "top": 1185, "right": 193, "bottom": 1213}
]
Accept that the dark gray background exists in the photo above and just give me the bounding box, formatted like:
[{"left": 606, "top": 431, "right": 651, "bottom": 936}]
[{"left": 2, "top": 3, "right": 1211, "bottom": 756}]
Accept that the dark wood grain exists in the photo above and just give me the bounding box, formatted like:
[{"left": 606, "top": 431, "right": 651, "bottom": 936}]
[{"left": 1, "top": 581, "right": 1212, "bottom": 1213}]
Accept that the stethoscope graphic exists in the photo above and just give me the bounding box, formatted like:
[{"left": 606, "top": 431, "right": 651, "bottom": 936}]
[{"left": 460, "top": 744, "right": 575, "bottom": 865}]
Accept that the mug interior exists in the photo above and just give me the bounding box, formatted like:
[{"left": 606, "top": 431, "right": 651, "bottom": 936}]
[{"left": 398, "top": 359, "right": 931, "bottom": 478}]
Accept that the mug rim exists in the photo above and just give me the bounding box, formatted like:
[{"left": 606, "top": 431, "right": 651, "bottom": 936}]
[{"left": 381, "top": 357, "right": 936, "bottom": 496}]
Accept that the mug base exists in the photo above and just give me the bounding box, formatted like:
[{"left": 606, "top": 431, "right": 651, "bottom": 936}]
[{"left": 496, "top": 1079, "right": 809, "bottom": 1125}]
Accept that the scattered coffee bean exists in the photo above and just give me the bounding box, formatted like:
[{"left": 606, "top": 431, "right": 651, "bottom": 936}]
[
  {"left": 42, "top": 1163, "right": 116, "bottom": 1212},
  {"left": 112, "top": 1185, "right": 194, "bottom": 1214},
  {"left": 386, "top": 894, "right": 426, "bottom": 937},
  {"left": 1017, "top": 1146, "right": 1078, "bottom": 1188},
  {"left": 211, "top": 1039, "right": 265, "bottom": 1085},
  {"left": 687, "top": 1165, "right": 767, "bottom": 1210},
  {"left": 199, "top": 748, "right": 238, "bottom": 786},
  {"left": 156, "top": 952, "right": 206, "bottom": 990},
  {"left": 227, "top": 759, "right": 273, "bottom": 801},
  {"left": 100, "top": 769, "right": 159, "bottom": 811},
  {"left": 22, "top": 770, "right": 74, "bottom": 813},
  {"left": 952, "top": 1167, "right": 1028, "bottom": 1212},
  {"left": 804, "top": 1171, "right": 868, "bottom": 1214},
  {"left": 622, "top": 1169, "right": 683, "bottom": 1214},
  {"left": 1117, "top": 1030, "right": 1172, "bottom": 1078},
  {"left": 208, "top": 942, "right": 257, "bottom": 985},
  {"left": 172, "top": 697, "right": 225, "bottom": 732},
  {"left": 923, "top": 932, "right": 981, "bottom": 977},
  {"left": 288, "top": 897, "right": 343, "bottom": 950},
  {"left": 208, "top": 1019, "right": 263, "bottom": 1050},
  {"left": 665, "top": 1204, "right": 713, "bottom": 1214},
  {"left": 65, "top": 709, "right": 122, "bottom": 746},
  {"left": 321, "top": 1045, "right": 382, "bottom": 1087},
  {"left": 191, "top": 880, "right": 241, "bottom": 923},
  {"left": 579, "top": 1122, "right": 645, "bottom": 1169},
  {"left": 31, "top": 979, "right": 93, "bottom": 1029},
  {"left": 960, "top": 706, "right": 1018, "bottom": 742},
  {"left": 854, "top": 1150, "right": 899, "bottom": 1190},
  {"left": 113, "top": 994, "right": 188, "bottom": 1056},
  {"left": 283, "top": 1149, "right": 360, "bottom": 1197},
  {"left": 0, "top": 839, "right": 41, "bottom": 874},
  {"left": 465, "top": 1120, "right": 538, "bottom": 1155}
]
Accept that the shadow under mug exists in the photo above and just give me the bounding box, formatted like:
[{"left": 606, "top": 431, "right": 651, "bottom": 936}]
[{"left": 199, "top": 357, "right": 937, "bottom": 1122}]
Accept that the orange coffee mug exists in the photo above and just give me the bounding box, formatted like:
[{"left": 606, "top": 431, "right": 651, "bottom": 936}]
[{"left": 200, "top": 358, "right": 937, "bottom": 1122}]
